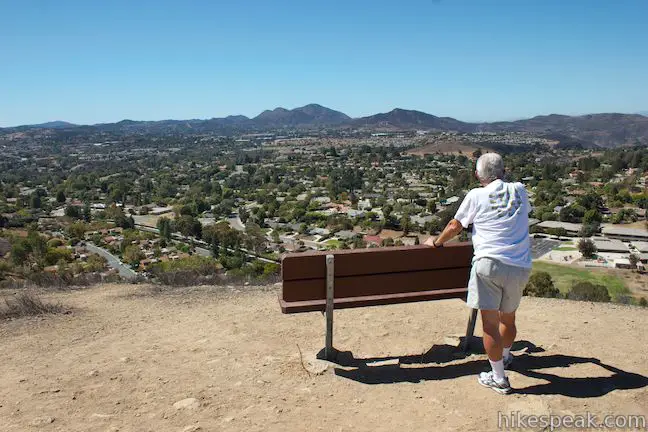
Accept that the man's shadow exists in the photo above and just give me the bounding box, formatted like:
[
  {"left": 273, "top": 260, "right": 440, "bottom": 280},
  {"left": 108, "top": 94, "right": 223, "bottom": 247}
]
[{"left": 329, "top": 339, "right": 648, "bottom": 398}]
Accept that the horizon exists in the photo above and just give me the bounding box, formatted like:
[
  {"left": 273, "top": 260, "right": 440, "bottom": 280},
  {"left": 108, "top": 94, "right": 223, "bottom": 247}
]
[
  {"left": 3, "top": 105, "right": 648, "bottom": 129},
  {"left": 2, "top": 0, "right": 648, "bottom": 127}
]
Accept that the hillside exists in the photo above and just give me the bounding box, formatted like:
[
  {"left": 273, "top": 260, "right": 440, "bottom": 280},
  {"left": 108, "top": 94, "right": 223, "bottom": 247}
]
[
  {"left": 3, "top": 106, "right": 648, "bottom": 148},
  {"left": 353, "top": 108, "right": 475, "bottom": 132},
  {"left": 1, "top": 284, "right": 646, "bottom": 431},
  {"left": 480, "top": 113, "right": 648, "bottom": 147},
  {"left": 253, "top": 104, "right": 350, "bottom": 127}
]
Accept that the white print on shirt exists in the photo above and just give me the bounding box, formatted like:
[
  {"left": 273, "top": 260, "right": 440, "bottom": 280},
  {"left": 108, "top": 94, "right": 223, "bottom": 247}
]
[{"left": 489, "top": 186, "right": 523, "bottom": 218}]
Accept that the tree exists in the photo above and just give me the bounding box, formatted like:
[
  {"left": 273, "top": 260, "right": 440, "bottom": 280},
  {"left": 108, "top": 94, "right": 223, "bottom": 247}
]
[
  {"left": 578, "top": 238, "right": 597, "bottom": 259},
  {"left": 30, "top": 193, "right": 41, "bottom": 209},
  {"left": 567, "top": 282, "right": 610, "bottom": 302},
  {"left": 559, "top": 205, "right": 585, "bottom": 223},
  {"left": 123, "top": 245, "right": 144, "bottom": 268},
  {"left": 629, "top": 254, "right": 639, "bottom": 269},
  {"left": 67, "top": 222, "right": 87, "bottom": 240},
  {"left": 524, "top": 272, "right": 560, "bottom": 298},
  {"left": 175, "top": 215, "right": 202, "bottom": 238},
  {"left": 157, "top": 217, "right": 172, "bottom": 240},
  {"left": 583, "top": 209, "right": 602, "bottom": 225},
  {"left": 157, "top": 217, "right": 172, "bottom": 241},
  {"left": 400, "top": 212, "right": 411, "bottom": 235},
  {"left": 65, "top": 205, "right": 81, "bottom": 219},
  {"left": 244, "top": 222, "right": 266, "bottom": 254},
  {"left": 56, "top": 190, "right": 66, "bottom": 203},
  {"left": 239, "top": 207, "right": 249, "bottom": 224},
  {"left": 578, "top": 223, "right": 599, "bottom": 238},
  {"left": 83, "top": 202, "right": 92, "bottom": 222}
]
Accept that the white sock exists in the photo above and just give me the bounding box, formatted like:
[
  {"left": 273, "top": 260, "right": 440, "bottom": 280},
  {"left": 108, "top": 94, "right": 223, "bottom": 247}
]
[
  {"left": 489, "top": 359, "right": 506, "bottom": 381},
  {"left": 503, "top": 346, "right": 511, "bottom": 359}
]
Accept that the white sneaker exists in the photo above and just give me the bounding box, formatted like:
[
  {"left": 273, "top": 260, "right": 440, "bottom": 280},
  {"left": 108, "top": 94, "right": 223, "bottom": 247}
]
[{"left": 478, "top": 371, "right": 512, "bottom": 395}]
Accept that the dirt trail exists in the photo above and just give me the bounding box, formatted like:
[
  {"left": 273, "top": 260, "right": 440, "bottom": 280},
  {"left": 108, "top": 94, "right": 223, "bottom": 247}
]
[{"left": 0, "top": 284, "right": 646, "bottom": 431}]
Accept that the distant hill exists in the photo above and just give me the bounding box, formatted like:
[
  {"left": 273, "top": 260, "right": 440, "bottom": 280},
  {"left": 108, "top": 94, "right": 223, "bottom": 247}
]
[
  {"left": 253, "top": 104, "right": 350, "bottom": 127},
  {"left": 3, "top": 106, "right": 648, "bottom": 148},
  {"left": 478, "top": 113, "right": 648, "bottom": 147},
  {"left": 353, "top": 108, "right": 475, "bottom": 132},
  {"left": 28, "top": 121, "right": 77, "bottom": 129}
]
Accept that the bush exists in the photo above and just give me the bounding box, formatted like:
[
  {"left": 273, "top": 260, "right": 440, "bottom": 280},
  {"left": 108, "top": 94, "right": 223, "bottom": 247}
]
[
  {"left": 578, "top": 239, "right": 597, "bottom": 259},
  {"left": 0, "top": 292, "right": 68, "bottom": 319},
  {"left": 47, "top": 238, "right": 65, "bottom": 248},
  {"left": 567, "top": 282, "right": 610, "bottom": 302},
  {"left": 524, "top": 272, "right": 560, "bottom": 298},
  {"left": 639, "top": 297, "right": 648, "bottom": 307},
  {"left": 150, "top": 256, "right": 219, "bottom": 286},
  {"left": 44, "top": 247, "right": 73, "bottom": 266}
]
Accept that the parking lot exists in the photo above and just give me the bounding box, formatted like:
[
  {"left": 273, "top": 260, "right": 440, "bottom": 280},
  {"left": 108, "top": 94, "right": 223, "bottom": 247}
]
[{"left": 531, "top": 237, "right": 561, "bottom": 259}]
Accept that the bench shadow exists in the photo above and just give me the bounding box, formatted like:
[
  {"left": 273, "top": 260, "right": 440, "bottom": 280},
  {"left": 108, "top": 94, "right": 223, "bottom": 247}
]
[{"left": 329, "top": 339, "right": 648, "bottom": 397}]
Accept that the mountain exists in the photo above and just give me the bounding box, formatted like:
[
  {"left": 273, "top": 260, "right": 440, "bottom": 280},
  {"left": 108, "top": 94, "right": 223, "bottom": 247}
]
[
  {"left": 3, "top": 106, "right": 648, "bottom": 148},
  {"left": 253, "top": 104, "right": 350, "bottom": 127},
  {"left": 28, "top": 121, "right": 77, "bottom": 129},
  {"left": 353, "top": 108, "right": 475, "bottom": 132},
  {"left": 478, "top": 113, "right": 648, "bottom": 147}
]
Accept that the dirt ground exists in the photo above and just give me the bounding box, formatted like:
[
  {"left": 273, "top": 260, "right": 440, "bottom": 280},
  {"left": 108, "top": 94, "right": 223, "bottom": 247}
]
[{"left": 1, "top": 284, "right": 647, "bottom": 432}]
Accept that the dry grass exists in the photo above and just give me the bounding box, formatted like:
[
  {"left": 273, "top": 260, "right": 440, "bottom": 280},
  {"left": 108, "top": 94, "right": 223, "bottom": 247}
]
[{"left": 0, "top": 291, "right": 69, "bottom": 319}]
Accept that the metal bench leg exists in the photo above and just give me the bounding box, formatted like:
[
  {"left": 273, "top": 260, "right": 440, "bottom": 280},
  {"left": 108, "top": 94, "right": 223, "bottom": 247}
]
[
  {"left": 463, "top": 308, "right": 478, "bottom": 354},
  {"left": 325, "top": 254, "right": 335, "bottom": 361}
]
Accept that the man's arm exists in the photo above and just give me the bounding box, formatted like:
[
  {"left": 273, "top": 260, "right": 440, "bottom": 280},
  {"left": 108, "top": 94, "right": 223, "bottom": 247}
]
[{"left": 424, "top": 219, "right": 464, "bottom": 248}]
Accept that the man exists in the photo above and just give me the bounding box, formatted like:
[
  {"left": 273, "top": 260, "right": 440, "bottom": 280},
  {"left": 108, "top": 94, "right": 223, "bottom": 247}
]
[{"left": 425, "top": 152, "right": 531, "bottom": 395}]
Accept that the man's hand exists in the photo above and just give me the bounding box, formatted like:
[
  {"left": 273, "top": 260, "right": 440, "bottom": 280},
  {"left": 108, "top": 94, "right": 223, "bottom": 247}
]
[{"left": 427, "top": 219, "right": 464, "bottom": 248}]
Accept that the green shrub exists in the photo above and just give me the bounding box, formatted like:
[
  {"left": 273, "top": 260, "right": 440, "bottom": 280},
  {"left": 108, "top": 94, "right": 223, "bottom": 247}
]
[
  {"left": 47, "top": 238, "right": 65, "bottom": 248},
  {"left": 567, "top": 282, "right": 610, "bottom": 302},
  {"left": 639, "top": 297, "right": 648, "bottom": 307},
  {"left": 44, "top": 247, "right": 73, "bottom": 266},
  {"left": 578, "top": 239, "right": 597, "bottom": 259},
  {"left": 524, "top": 272, "right": 560, "bottom": 298},
  {"left": 150, "top": 256, "right": 219, "bottom": 286}
]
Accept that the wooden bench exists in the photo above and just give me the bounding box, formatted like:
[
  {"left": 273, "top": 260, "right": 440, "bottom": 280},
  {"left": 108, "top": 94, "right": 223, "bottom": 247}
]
[{"left": 279, "top": 242, "right": 479, "bottom": 360}]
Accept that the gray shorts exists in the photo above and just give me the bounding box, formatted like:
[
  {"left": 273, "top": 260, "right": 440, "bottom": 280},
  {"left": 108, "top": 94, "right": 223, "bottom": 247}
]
[{"left": 467, "top": 258, "right": 531, "bottom": 313}]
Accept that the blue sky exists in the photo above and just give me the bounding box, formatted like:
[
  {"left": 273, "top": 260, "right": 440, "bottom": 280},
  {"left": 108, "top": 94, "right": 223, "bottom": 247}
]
[{"left": 1, "top": 0, "right": 647, "bottom": 126}]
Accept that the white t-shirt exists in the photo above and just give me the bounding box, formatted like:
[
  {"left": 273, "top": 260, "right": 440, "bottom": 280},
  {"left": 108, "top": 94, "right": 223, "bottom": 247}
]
[{"left": 454, "top": 179, "right": 532, "bottom": 268}]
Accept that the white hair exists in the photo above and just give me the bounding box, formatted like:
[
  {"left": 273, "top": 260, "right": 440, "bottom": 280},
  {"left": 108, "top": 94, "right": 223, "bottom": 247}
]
[{"left": 476, "top": 153, "right": 504, "bottom": 182}]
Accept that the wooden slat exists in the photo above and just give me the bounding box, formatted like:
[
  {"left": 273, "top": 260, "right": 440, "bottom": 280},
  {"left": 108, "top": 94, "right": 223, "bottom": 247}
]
[
  {"left": 282, "top": 266, "right": 471, "bottom": 302},
  {"left": 281, "top": 243, "right": 473, "bottom": 281},
  {"left": 279, "top": 288, "right": 468, "bottom": 313}
]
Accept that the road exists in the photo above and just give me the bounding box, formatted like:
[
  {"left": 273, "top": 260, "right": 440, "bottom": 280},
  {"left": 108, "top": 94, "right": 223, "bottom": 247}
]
[{"left": 85, "top": 243, "right": 137, "bottom": 280}]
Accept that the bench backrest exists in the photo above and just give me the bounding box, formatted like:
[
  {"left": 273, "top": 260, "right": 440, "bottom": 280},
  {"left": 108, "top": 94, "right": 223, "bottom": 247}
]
[{"left": 280, "top": 242, "right": 473, "bottom": 313}]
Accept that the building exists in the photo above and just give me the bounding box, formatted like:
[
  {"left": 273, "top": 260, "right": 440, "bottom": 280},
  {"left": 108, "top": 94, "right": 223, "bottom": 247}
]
[
  {"left": 614, "top": 258, "right": 633, "bottom": 269},
  {"left": 631, "top": 241, "right": 648, "bottom": 253},
  {"left": 536, "top": 221, "right": 583, "bottom": 236},
  {"left": 592, "top": 238, "right": 629, "bottom": 253},
  {"left": 601, "top": 226, "right": 648, "bottom": 242}
]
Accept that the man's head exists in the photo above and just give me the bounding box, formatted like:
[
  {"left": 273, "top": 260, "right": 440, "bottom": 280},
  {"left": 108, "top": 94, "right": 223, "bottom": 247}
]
[{"left": 475, "top": 153, "right": 504, "bottom": 185}]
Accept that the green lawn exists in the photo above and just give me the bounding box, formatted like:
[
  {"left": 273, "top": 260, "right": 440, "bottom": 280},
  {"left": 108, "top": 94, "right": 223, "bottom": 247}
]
[
  {"left": 532, "top": 261, "right": 630, "bottom": 300},
  {"left": 326, "top": 239, "right": 342, "bottom": 249},
  {"left": 553, "top": 246, "right": 577, "bottom": 251}
]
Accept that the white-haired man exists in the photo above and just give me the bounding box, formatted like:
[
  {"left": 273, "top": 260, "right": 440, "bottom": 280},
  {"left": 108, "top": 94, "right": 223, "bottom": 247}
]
[{"left": 425, "top": 152, "right": 531, "bottom": 394}]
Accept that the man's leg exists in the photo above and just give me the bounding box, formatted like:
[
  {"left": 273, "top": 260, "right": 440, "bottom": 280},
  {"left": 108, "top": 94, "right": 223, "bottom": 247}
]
[
  {"left": 481, "top": 309, "right": 505, "bottom": 380},
  {"left": 500, "top": 311, "right": 516, "bottom": 362},
  {"left": 481, "top": 309, "right": 503, "bottom": 361}
]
